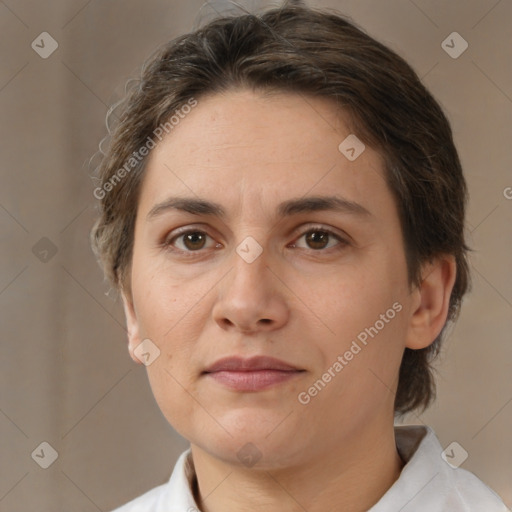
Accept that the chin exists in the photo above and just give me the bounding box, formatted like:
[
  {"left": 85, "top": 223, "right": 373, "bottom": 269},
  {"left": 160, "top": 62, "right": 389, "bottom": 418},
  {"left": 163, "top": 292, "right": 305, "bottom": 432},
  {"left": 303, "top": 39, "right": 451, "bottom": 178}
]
[{"left": 190, "top": 409, "right": 308, "bottom": 468}]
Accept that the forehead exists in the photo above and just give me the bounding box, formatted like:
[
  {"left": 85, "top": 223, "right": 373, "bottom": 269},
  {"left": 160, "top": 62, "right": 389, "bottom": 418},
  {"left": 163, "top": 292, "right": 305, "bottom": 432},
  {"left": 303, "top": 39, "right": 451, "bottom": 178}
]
[{"left": 138, "top": 89, "right": 393, "bottom": 220}]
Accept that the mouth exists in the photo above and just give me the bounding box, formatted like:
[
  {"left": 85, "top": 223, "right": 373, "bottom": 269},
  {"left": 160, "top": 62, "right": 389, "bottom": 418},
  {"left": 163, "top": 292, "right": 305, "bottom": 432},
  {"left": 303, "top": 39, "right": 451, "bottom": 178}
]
[{"left": 202, "top": 356, "right": 305, "bottom": 392}]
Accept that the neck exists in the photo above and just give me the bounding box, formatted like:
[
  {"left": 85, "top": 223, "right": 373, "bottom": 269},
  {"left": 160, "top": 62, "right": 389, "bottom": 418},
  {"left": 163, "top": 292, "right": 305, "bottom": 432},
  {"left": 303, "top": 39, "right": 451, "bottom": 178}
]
[{"left": 190, "top": 423, "right": 403, "bottom": 512}]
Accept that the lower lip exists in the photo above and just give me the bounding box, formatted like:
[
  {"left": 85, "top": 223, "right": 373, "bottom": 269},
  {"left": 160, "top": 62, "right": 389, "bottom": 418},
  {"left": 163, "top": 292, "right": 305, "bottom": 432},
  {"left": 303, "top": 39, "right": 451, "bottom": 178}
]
[{"left": 205, "top": 370, "right": 302, "bottom": 391}]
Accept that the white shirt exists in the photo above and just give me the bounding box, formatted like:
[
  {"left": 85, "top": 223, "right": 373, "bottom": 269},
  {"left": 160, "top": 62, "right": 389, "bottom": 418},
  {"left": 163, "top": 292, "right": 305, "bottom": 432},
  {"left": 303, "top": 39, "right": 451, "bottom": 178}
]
[{"left": 112, "top": 425, "right": 509, "bottom": 511}]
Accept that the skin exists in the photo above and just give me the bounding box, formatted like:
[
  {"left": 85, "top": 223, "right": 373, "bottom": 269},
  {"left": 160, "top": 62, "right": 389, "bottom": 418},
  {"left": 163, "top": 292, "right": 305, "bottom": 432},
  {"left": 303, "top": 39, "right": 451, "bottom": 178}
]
[{"left": 121, "top": 88, "right": 456, "bottom": 512}]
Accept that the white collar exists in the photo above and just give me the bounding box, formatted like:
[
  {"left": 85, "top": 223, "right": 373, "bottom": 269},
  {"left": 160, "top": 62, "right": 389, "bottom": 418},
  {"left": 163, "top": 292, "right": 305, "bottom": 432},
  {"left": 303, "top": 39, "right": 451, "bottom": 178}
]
[{"left": 124, "top": 425, "right": 507, "bottom": 511}]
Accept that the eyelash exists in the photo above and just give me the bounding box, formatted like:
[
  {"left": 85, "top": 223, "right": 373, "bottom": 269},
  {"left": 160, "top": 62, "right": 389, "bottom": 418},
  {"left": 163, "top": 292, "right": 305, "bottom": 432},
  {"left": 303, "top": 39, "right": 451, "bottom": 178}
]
[{"left": 160, "top": 225, "right": 350, "bottom": 258}]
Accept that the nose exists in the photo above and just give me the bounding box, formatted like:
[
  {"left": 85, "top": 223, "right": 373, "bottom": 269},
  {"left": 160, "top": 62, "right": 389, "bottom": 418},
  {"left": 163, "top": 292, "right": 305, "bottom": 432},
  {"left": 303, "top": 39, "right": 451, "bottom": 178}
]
[{"left": 212, "top": 246, "right": 290, "bottom": 334}]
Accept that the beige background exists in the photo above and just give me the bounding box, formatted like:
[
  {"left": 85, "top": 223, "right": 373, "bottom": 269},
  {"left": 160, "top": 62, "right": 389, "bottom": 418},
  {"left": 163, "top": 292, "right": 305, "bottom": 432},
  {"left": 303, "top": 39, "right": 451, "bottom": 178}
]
[{"left": 1, "top": 0, "right": 511, "bottom": 510}]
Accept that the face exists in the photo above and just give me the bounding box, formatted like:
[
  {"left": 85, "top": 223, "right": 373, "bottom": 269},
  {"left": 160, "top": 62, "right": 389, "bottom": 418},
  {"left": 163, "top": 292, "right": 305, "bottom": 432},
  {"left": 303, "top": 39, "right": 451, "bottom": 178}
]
[{"left": 123, "top": 89, "right": 424, "bottom": 468}]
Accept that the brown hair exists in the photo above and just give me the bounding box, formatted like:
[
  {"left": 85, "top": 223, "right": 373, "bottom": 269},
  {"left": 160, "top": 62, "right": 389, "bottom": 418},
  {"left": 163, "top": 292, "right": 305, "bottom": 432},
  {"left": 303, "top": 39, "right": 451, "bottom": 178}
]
[{"left": 90, "top": 2, "right": 470, "bottom": 414}]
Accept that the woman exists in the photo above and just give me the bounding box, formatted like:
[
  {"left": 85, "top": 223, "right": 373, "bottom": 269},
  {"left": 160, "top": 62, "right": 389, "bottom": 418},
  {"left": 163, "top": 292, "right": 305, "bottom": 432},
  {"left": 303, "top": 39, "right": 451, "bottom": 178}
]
[{"left": 90, "top": 2, "right": 508, "bottom": 510}]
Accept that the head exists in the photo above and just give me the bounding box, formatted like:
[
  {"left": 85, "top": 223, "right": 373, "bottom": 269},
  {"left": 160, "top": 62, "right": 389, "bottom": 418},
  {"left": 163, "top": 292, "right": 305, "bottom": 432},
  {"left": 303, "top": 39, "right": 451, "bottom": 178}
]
[{"left": 91, "top": 2, "right": 469, "bottom": 465}]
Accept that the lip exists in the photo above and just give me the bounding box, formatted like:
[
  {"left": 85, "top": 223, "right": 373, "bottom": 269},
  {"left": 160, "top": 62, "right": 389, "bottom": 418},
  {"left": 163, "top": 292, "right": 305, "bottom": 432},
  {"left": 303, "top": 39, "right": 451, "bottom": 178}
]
[
  {"left": 202, "top": 356, "right": 304, "bottom": 392},
  {"left": 204, "top": 356, "right": 300, "bottom": 373}
]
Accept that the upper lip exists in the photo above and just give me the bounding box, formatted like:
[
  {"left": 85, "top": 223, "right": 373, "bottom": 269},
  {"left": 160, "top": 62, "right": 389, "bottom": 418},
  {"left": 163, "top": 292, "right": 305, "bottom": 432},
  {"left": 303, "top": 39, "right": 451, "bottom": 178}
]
[{"left": 203, "top": 356, "right": 302, "bottom": 373}]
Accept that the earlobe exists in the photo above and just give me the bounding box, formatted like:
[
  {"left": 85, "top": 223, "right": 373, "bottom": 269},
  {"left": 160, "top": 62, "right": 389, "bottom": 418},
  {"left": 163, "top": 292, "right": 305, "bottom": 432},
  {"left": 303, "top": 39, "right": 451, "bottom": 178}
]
[
  {"left": 405, "top": 255, "right": 457, "bottom": 350},
  {"left": 121, "top": 291, "right": 144, "bottom": 365}
]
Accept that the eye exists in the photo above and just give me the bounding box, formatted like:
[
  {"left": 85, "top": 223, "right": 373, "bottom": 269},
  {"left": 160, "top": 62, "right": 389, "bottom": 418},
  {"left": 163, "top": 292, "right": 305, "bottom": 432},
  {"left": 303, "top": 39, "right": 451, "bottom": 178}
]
[
  {"left": 161, "top": 225, "right": 349, "bottom": 257},
  {"left": 163, "top": 229, "right": 219, "bottom": 253},
  {"left": 290, "top": 227, "right": 348, "bottom": 251}
]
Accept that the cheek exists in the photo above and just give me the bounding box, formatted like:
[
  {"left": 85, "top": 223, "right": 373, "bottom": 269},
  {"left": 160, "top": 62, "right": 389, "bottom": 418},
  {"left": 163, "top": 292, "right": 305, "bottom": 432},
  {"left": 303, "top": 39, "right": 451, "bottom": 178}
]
[
  {"left": 131, "top": 254, "right": 198, "bottom": 340},
  {"left": 319, "top": 268, "right": 398, "bottom": 334},
  {"left": 129, "top": 259, "right": 211, "bottom": 405},
  {"left": 309, "top": 256, "right": 408, "bottom": 385},
  {"left": 146, "top": 363, "right": 198, "bottom": 438}
]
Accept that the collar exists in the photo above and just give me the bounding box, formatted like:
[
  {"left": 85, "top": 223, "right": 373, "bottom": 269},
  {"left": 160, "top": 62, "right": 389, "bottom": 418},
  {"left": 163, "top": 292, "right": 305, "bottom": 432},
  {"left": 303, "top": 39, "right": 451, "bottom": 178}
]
[{"left": 156, "top": 425, "right": 506, "bottom": 512}]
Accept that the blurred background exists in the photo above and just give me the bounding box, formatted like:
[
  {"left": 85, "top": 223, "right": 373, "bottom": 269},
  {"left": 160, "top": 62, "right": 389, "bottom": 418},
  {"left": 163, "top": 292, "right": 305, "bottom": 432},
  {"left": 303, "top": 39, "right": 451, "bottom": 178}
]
[{"left": 1, "top": 0, "right": 511, "bottom": 510}]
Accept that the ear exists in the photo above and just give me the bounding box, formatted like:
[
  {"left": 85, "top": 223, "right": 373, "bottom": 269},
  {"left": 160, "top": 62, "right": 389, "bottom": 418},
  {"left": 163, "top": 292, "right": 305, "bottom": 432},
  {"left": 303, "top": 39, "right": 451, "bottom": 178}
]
[
  {"left": 121, "top": 291, "right": 144, "bottom": 365},
  {"left": 405, "top": 255, "right": 457, "bottom": 350}
]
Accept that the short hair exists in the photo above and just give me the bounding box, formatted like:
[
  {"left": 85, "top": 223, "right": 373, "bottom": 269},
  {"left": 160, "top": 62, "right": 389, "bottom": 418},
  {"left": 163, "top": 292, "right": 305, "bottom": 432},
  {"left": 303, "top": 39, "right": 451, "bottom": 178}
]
[{"left": 90, "top": 2, "right": 470, "bottom": 415}]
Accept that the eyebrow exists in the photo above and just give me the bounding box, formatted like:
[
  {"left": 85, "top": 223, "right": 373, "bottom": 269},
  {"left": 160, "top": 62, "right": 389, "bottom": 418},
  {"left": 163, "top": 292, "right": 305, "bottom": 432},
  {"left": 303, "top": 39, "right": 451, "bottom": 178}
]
[{"left": 146, "top": 195, "right": 372, "bottom": 221}]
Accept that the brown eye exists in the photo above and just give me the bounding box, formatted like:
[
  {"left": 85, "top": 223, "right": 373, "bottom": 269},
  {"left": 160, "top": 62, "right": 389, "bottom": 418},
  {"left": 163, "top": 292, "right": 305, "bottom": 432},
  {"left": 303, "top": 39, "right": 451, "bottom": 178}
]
[
  {"left": 164, "top": 229, "right": 217, "bottom": 253},
  {"left": 305, "top": 230, "right": 330, "bottom": 250},
  {"left": 291, "top": 227, "right": 348, "bottom": 252},
  {"left": 182, "top": 231, "right": 207, "bottom": 250}
]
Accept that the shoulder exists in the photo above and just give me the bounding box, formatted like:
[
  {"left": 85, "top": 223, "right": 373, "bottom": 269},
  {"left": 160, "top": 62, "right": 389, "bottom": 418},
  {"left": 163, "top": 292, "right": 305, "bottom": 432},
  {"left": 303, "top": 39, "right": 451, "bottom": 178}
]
[
  {"left": 370, "top": 425, "right": 509, "bottom": 511},
  {"left": 448, "top": 466, "right": 510, "bottom": 511},
  {"left": 109, "top": 483, "right": 168, "bottom": 512},
  {"left": 109, "top": 449, "right": 196, "bottom": 512}
]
